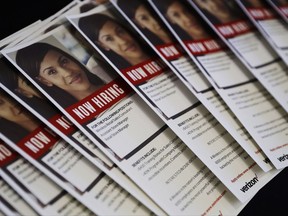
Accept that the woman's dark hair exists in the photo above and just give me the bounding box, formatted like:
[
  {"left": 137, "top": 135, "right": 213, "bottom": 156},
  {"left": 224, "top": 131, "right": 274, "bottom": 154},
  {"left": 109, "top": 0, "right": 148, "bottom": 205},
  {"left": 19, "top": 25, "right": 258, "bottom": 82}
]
[
  {"left": 0, "top": 63, "right": 18, "bottom": 91},
  {"left": 0, "top": 90, "right": 35, "bottom": 143},
  {"left": 153, "top": 0, "right": 176, "bottom": 15},
  {"left": 117, "top": 0, "right": 142, "bottom": 20},
  {"left": 0, "top": 118, "right": 30, "bottom": 143},
  {"left": 15, "top": 42, "right": 105, "bottom": 108},
  {"left": 78, "top": 13, "right": 117, "bottom": 47},
  {"left": 0, "top": 60, "right": 58, "bottom": 119}
]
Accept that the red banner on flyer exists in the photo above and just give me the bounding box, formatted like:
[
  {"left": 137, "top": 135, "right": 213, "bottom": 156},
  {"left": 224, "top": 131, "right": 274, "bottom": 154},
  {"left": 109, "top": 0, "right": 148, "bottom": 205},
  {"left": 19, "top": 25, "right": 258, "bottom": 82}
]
[
  {"left": 247, "top": 8, "right": 275, "bottom": 20},
  {"left": 155, "top": 43, "right": 183, "bottom": 60},
  {"left": 120, "top": 58, "right": 168, "bottom": 85},
  {"left": 0, "top": 142, "right": 18, "bottom": 167},
  {"left": 184, "top": 38, "right": 225, "bottom": 56},
  {"left": 48, "top": 114, "right": 76, "bottom": 135},
  {"left": 280, "top": 5, "right": 288, "bottom": 17},
  {"left": 216, "top": 20, "right": 254, "bottom": 38},
  {"left": 17, "top": 126, "right": 59, "bottom": 159},
  {"left": 66, "top": 78, "right": 133, "bottom": 124}
]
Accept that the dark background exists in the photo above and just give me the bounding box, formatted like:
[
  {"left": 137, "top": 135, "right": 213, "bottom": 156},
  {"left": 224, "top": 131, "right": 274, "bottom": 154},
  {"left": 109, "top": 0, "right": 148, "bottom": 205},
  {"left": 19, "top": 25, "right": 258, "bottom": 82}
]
[{"left": 0, "top": 0, "right": 287, "bottom": 215}]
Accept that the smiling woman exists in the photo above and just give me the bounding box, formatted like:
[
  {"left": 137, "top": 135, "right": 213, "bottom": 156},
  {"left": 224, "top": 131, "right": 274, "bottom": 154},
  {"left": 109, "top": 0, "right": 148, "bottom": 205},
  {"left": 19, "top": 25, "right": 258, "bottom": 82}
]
[{"left": 15, "top": 42, "right": 106, "bottom": 108}]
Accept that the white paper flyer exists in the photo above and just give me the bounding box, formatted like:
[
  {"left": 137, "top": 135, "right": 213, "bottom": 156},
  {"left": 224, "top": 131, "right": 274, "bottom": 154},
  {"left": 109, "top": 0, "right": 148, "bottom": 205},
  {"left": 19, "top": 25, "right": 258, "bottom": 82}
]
[
  {"left": 0, "top": 89, "right": 153, "bottom": 215},
  {"left": 2, "top": 9, "right": 249, "bottom": 216},
  {"left": 184, "top": 0, "right": 288, "bottom": 169},
  {"left": 189, "top": 0, "right": 288, "bottom": 115},
  {"left": 0, "top": 178, "right": 38, "bottom": 216},
  {"left": 112, "top": 0, "right": 273, "bottom": 173},
  {"left": 147, "top": 0, "right": 288, "bottom": 170},
  {"left": 0, "top": 140, "right": 92, "bottom": 216},
  {"left": 236, "top": 0, "right": 288, "bottom": 65},
  {"left": 0, "top": 52, "right": 165, "bottom": 216},
  {"left": 266, "top": 0, "right": 288, "bottom": 22},
  {"left": 67, "top": 4, "right": 273, "bottom": 203}
]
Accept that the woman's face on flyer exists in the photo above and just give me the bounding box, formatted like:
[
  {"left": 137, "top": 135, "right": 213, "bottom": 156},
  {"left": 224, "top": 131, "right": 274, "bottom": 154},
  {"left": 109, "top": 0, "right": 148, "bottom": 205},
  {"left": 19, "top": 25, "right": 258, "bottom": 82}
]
[
  {"left": 194, "top": 0, "right": 231, "bottom": 17},
  {"left": 166, "top": 1, "right": 206, "bottom": 38},
  {"left": 38, "top": 49, "right": 92, "bottom": 92},
  {"left": 98, "top": 20, "right": 144, "bottom": 60},
  {"left": 17, "top": 76, "right": 43, "bottom": 99},
  {"left": 247, "top": 0, "right": 263, "bottom": 7},
  {"left": 0, "top": 93, "right": 31, "bottom": 123},
  {"left": 134, "top": 4, "right": 169, "bottom": 37}
]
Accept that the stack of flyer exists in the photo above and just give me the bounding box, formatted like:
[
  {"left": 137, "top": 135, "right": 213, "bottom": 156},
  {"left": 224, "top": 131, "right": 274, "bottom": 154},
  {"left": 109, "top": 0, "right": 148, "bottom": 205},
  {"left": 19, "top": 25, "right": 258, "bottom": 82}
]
[{"left": 0, "top": 0, "right": 287, "bottom": 215}]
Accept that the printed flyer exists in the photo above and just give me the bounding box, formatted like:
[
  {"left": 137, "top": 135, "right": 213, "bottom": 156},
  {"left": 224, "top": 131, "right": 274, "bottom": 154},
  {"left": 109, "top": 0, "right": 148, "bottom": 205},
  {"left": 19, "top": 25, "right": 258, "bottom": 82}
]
[
  {"left": 147, "top": 0, "right": 288, "bottom": 170},
  {"left": 67, "top": 4, "right": 273, "bottom": 203},
  {"left": 112, "top": 0, "right": 273, "bottom": 172},
  {"left": 0, "top": 140, "right": 92, "bottom": 216},
  {"left": 267, "top": 0, "right": 288, "bottom": 22},
  {"left": 0, "top": 179, "right": 38, "bottom": 216},
  {"left": 2, "top": 10, "right": 249, "bottom": 216},
  {"left": 0, "top": 89, "right": 152, "bottom": 215},
  {"left": 2, "top": 4, "right": 167, "bottom": 214},
  {"left": 236, "top": 0, "right": 288, "bottom": 65},
  {"left": 189, "top": 0, "right": 288, "bottom": 114},
  {"left": 0, "top": 41, "right": 165, "bottom": 215}
]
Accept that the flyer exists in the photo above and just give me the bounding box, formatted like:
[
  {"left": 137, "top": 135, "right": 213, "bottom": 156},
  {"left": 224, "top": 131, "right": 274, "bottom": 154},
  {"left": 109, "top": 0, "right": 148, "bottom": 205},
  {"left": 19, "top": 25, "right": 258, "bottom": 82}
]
[
  {"left": 111, "top": 0, "right": 273, "bottom": 172},
  {"left": 0, "top": 48, "right": 165, "bottom": 215},
  {"left": 147, "top": 0, "right": 288, "bottom": 170},
  {"left": 186, "top": 0, "right": 288, "bottom": 169},
  {"left": 67, "top": 3, "right": 278, "bottom": 203},
  {"left": 236, "top": 0, "right": 288, "bottom": 65},
  {"left": 188, "top": 0, "right": 288, "bottom": 114},
  {"left": 0, "top": 90, "right": 153, "bottom": 215},
  {"left": 0, "top": 140, "right": 92, "bottom": 216},
  {"left": 0, "top": 179, "right": 38, "bottom": 216},
  {"left": 266, "top": 0, "right": 288, "bottom": 22},
  {"left": 2, "top": 10, "right": 249, "bottom": 216},
  {"left": 0, "top": 4, "right": 167, "bottom": 210}
]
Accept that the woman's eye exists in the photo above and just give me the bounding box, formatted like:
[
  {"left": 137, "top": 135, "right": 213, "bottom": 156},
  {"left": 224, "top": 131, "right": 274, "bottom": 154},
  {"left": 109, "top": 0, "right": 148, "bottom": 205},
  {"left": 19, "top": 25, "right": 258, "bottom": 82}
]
[
  {"left": 47, "top": 69, "right": 57, "bottom": 76},
  {"left": 104, "top": 36, "right": 113, "bottom": 42},
  {"left": 170, "top": 12, "right": 179, "bottom": 19},
  {"left": 117, "top": 28, "right": 126, "bottom": 35},
  {"left": 140, "top": 15, "right": 148, "bottom": 21},
  {"left": 60, "top": 58, "right": 69, "bottom": 66}
]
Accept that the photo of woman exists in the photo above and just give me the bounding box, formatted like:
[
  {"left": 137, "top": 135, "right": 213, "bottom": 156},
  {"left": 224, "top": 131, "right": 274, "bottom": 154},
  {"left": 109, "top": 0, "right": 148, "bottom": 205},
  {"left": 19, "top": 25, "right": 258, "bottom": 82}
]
[
  {"left": 15, "top": 42, "right": 108, "bottom": 108},
  {"left": 193, "top": 0, "right": 243, "bottom": 24},
  {"left": 0, "top": 90, "right": 41, "bottom": 143},
  {"left": 116, "top": 0, "right": 173, "bottom": 45},
  {"left": 78, "top": 12, "right": 153, "bottom": 69},
  {"left": 155, "top": 0, "right": 211, "bottom": 41},
  {"left": 0, "top": 63, "right": 59, "bottom": 119}
]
